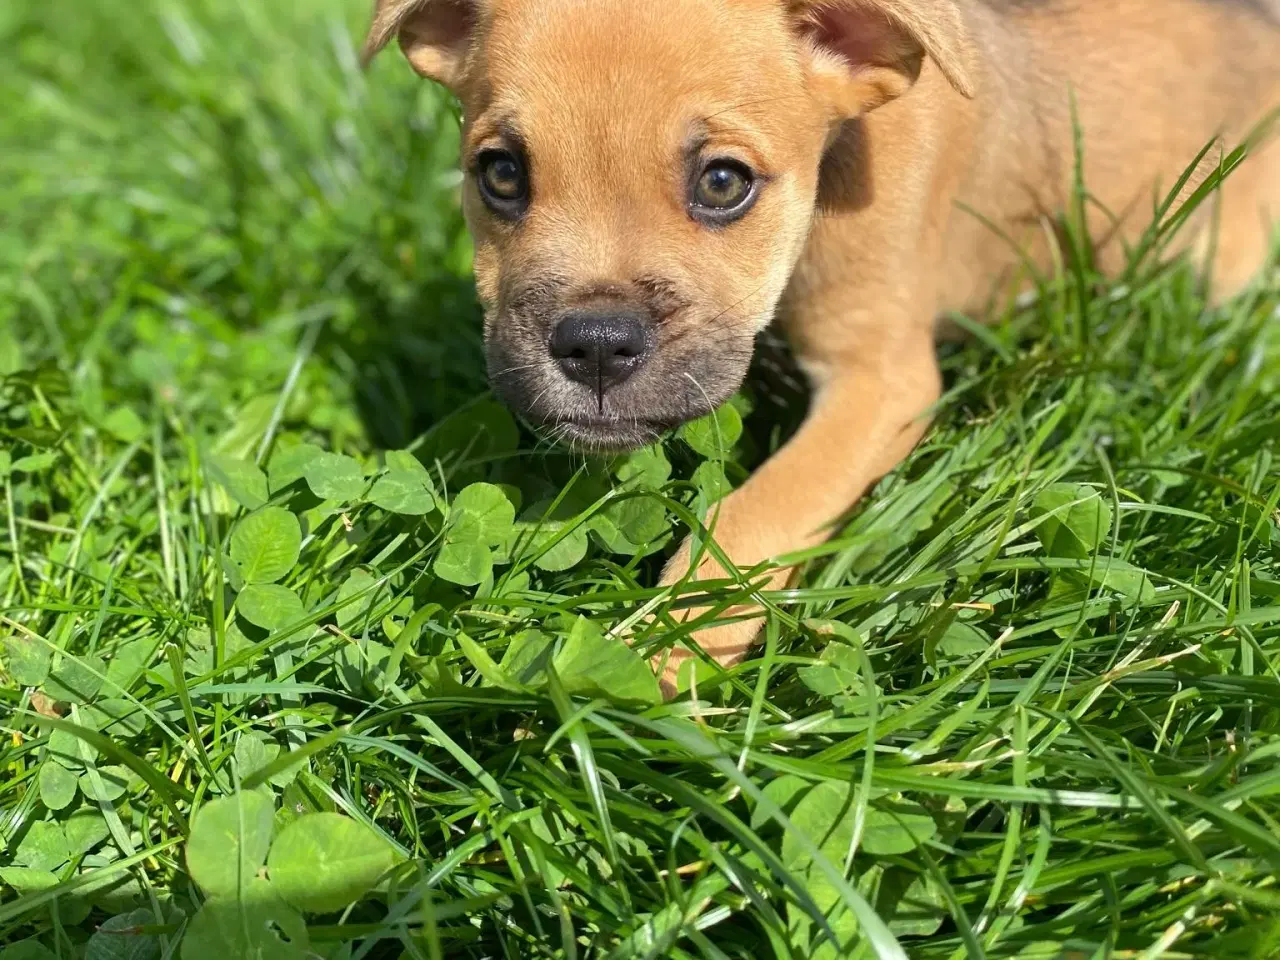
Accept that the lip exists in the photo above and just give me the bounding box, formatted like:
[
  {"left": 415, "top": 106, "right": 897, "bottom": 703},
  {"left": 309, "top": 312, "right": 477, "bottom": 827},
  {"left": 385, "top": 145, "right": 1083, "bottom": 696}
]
[{"left": 548, "top": 417, "right": 675, "bottom": 453}]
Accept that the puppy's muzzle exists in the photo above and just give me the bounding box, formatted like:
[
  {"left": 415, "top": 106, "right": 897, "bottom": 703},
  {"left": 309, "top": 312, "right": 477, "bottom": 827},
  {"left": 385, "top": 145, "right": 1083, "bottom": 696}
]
[{"left": 549, "top": 309, "right": 654, "bottom": 405}]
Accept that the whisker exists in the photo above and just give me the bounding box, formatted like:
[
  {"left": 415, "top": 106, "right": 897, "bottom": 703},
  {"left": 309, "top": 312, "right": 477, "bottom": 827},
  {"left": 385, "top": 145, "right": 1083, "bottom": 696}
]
[
  {"left": 489, "top": 361, "right": 542, "bottom": 381},
  {"left": 663, "top": 280, "right": 773, "bottom": 350}
]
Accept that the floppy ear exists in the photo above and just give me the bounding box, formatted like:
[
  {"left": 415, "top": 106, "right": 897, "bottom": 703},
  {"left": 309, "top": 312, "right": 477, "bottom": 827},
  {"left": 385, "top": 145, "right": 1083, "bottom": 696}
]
[
  {"left": 361, "top": 0, "right": 477, "bottom": 88},
  {"left": 791, "top": 0, "right": 977, "bottom": 114}
]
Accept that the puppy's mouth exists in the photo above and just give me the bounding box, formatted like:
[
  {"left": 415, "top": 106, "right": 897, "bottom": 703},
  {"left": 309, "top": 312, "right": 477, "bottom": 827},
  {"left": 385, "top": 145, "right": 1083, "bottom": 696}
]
[{"left": 491, "top": 349, "right": 748, "bottom": 453}]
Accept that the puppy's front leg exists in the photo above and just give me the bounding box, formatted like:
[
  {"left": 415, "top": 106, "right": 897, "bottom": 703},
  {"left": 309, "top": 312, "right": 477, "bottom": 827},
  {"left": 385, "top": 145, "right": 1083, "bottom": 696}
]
[{"left": 655, "top": 319, "right": 940, "bottom": 695}]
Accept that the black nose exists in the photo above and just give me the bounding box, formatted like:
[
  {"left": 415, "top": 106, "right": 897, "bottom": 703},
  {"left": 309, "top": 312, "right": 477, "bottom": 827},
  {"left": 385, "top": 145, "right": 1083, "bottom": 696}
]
[{"left": 549, "top": 310, "right": 651, "bottom": 395}]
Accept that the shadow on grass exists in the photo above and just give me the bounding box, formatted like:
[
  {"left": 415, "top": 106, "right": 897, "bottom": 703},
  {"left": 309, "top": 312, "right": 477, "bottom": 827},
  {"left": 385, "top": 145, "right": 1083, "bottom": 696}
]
[{"left": 322, "top": 270, "right": 488, "bottom": 451}]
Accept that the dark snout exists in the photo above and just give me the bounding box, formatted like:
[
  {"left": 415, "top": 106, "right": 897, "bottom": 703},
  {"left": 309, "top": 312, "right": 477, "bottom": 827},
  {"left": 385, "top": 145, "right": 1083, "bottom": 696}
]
[
  {"left": 486, "top": 276, "right": 753, "bottom": 452},
  {"left": 549, "top": 309, "right": 653, "bottom": 401}
]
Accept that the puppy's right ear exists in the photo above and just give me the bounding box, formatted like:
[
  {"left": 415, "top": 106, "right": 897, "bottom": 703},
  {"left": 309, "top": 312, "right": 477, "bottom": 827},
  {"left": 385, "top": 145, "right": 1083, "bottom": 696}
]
[{"left": 361, "top": 0, "right": 476, "bottom": 88}]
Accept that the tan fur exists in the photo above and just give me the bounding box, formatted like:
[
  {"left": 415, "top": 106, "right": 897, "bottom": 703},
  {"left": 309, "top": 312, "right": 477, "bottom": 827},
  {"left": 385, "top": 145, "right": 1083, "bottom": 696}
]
[{"left": 363, "top": 0, "right": 1280, "bottom": 696}]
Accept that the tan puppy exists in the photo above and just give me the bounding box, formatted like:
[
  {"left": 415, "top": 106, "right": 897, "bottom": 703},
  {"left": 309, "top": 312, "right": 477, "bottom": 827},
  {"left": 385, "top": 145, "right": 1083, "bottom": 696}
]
[{"left": 363, "top": 0, "right": 1280, "bottom": 694}]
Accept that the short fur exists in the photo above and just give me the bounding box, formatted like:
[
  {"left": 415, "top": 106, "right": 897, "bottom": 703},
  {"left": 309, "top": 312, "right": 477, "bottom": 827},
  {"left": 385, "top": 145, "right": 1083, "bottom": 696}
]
[{"left": 363, "top": 0, "right": 1280, "bottom": 695}]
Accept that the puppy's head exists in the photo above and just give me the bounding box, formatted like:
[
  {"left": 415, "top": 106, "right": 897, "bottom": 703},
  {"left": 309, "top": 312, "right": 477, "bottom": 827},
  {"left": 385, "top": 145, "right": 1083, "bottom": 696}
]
[{"left": 364, "top": 0, "right": 974, "bottom": 451}]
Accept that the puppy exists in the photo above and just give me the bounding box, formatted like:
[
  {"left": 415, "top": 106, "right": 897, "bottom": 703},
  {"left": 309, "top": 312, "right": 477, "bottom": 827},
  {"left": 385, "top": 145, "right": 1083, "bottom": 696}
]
[{"left": 362, "top": 0, "right": 1280, "bottom": 694}]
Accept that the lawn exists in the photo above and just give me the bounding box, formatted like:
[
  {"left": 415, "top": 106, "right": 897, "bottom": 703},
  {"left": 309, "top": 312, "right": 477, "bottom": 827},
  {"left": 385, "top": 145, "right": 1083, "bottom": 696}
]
[{"left": 2, "top": 0, "right": 1280, "bottom": 958}]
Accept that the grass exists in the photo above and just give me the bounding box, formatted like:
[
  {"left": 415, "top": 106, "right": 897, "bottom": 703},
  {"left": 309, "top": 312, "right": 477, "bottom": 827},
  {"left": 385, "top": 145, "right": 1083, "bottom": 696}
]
[{"left": 2, "top": 0, "right": 1280, "bottom": 957}]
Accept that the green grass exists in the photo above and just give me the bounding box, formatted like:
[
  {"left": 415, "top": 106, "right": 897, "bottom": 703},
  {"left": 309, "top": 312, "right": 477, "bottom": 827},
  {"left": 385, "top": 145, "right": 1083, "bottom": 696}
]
[{"left": 3, "top": 1, "right": 1280, "bottom": 958}]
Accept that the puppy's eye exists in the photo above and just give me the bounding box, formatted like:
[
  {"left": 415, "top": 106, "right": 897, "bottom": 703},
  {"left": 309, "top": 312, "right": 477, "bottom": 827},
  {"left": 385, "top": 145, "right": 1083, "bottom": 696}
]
[
  {"left": 690, "top": 161, "right": 755, "bottom": 223},
  {"left": 476, "top": 150, "right": 529, "bottom": 216}
]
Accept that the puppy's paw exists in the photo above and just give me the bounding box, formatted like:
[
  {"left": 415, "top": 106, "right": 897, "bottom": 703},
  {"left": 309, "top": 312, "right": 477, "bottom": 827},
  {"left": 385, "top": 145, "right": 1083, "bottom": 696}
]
[
  {"left": 654, "top": 615, "right": 764, "bottom": 699},
  {"left": 651, "top": 535, "right": 769, "bottom": 698}
]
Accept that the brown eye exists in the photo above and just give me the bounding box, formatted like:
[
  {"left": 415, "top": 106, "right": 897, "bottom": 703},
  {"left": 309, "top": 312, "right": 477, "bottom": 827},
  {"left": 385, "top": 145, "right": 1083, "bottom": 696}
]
[
  {"left": 690, "top": 161, "right": 756, "bottom": 223},
  {"left": 477, "top": 150, "right": 528, "bottom": 216}
]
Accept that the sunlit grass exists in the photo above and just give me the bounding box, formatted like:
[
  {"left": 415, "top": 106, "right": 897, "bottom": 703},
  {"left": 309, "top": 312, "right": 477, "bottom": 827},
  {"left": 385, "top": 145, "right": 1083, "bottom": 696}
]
[{"left": 2, "top": 1, "right": 1279, "bottom": 958}]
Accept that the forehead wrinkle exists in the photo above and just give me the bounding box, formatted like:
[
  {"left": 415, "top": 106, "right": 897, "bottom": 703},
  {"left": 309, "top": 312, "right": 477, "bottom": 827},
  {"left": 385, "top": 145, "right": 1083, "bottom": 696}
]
[
  {"left": 698, "top": 114, "right": 774, "bottom": 165},
  {"left": 468, "top": 112, "right": 522, "bottom": 148}
]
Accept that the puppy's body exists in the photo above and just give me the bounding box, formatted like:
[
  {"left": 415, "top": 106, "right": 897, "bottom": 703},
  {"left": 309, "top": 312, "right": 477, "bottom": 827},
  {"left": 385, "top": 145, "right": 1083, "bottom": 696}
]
[
  {"left": 364, "top": 0, "right": 1280, "bottom": 693},
  {"left": 918, "top": 0, "right": 1280, "bottom": 312}
]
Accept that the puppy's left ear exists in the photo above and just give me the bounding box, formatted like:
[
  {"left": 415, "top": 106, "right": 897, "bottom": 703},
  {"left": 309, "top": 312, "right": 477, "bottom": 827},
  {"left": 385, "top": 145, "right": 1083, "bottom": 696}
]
[
  {"left": 361, "top": 0, "right": 477, "bottom": 88},
  {"left": 790, "top": 0, "right": 977, "bottom": 114}
]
